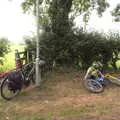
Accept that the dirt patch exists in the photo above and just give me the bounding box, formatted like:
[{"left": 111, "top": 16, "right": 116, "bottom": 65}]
[
  {"left": 1, "top": 71, "right": 120, "bottom": 120},
  {"left": 22, "top": 105, "right": 45, "bottom": 112},
  {"left": 57, "top": 96, "right": 103, "bottom": 103},
  {"left": 62, "top": 116, "right": 101, "bottom": 120}
]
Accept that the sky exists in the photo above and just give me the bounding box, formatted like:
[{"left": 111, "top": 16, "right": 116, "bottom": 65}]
[
  {"left": 0, "top": 0, "right": 120, "bottom": 44},
  {"left": 76, "top": 0, "right": 120, "bottom": 33},
  {"left": 0, "top": 0, "right": 35, "bottom": 44}
]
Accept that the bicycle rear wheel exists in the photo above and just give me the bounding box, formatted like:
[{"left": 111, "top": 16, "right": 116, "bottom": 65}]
[
  {"left": 84, "top": 79, "right": 103, "bottom": 93},
  {"left": 0, "top": 76, "right": 20, "bottom": 100}
]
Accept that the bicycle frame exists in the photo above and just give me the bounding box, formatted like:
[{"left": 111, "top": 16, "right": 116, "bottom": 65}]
[
  {"left": 0, "top": 58, "right": 23, "bottom": 83},
  {"left": 22, "top": 62, "right": 35, "bottom": 82},
  {"left": 0, "top": 72, "right": 9, "bottom": 79},
  {"left": 104, "top": 73, "right": 120, "bottom": 81},
  {"left": 0, "top": 57, "right": 45, "bottom": 86},
  {"left": 0, "top": 68, "right": 18, "bottom": 79}
]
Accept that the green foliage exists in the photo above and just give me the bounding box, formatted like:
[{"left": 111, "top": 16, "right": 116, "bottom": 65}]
[
  {"left": 112, "top": 3, "right": 120, "bottom": 22},
  {"left": 0, "top": 38, "right": 10, "bottom": 65},
  {"left": 0, "top": 45, "right": 25, "bottom": 72},
  {"left": 74, "top": 31, "right": 112, "bottom": 68},
  {"left": 96, "top": 0, "right": 109, "bottom": 16},
  {"left": 107, "top": 32, "right": 120, "bottom": 70},
  {"left": 24, "top": 30, "right": 114, "bottom": 69},
  {"left": 22, "top": 0, "right": 119, "bottom": 70},
  {"left": 24, "top": 36, "right": 36, "bottom": 51},
  {"left": 48, "top": 0, "right": 72, "bottom": 36},
  {"left": 21, "top": 0, "right": 109, "bottom": 29},
  {"left": 21, "top": 0, "right": 50, "bottom": 31},
  {"left": 71, "top": 0, "right": 109, "bottom": 22},
  {"left": 21, "top": 0, "right": 37, "bottom": 14}
]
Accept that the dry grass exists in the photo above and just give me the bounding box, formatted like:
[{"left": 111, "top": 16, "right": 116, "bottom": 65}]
[
  {"left": 0, "top": 70, "right": 120, "bottom": 120},
  {"left": 0, "top": 45, "right": 25, "bottom": 72}
]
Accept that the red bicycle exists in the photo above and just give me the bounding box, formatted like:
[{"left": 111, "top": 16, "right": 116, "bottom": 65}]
[
  {"left": 0, "top": 52, "right": 24, "bottom": 98},
  {"left": 0, "top": 49, "right": 46, "bottom": 100},
  {"left": 0, "top": 52, "right": 23, "bottom": 83}
]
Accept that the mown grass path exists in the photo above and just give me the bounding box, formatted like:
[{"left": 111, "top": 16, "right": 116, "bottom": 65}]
[{"left": 0, "top": 71, "right": 120, "bottom": 120}]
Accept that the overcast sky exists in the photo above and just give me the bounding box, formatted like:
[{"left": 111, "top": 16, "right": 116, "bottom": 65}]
[
  {"left": 75, "top": 0, "right": 120, "bottom": 33},
  {"left": 0, "top": 0, "right": 35, "bottom": 44},
  {"left": 0, "top": 0, "right": 120, "bottom": 44}
]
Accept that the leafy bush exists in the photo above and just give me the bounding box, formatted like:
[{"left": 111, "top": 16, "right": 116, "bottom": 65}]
[
  {"left": 107, "top": 32, "right": 120, "bottom": 70},
  {"left": 24, "top": 26, "right": 120, "bottom": 71},
  {"left": 76, "top": 32, "right": 113, "bottom": 68},
  {"left": 0, "top": 38, "right": 10, "bottom": 65}
]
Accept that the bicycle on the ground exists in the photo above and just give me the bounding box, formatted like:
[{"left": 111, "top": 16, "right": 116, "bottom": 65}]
[
  {"left": 84, "top": 73, "right": 120, "bottom": 93},
  {"left": 84, "top": 78, "right": 103, "bottom": 93},
  {"left": 104, "top": 73, "right": 120, "bottom": 86}
]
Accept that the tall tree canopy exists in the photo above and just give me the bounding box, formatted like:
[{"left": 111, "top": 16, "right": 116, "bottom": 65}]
[
  {"left": 21, "top": 0, "right": 109, "bottom": 27},
  {"left": 22, "top": 0, "right": 120, "bottom": 70},
  {"left": 112, "top": 3, "right": 120, "bottom": 22}
]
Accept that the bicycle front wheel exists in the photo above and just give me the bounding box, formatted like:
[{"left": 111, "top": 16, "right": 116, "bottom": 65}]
[
  {"left": 0, "top": 76, "right": 20, "bottom": 100},
  {"left": 84, "top": 79, "right": 103, "bottom": 93}
]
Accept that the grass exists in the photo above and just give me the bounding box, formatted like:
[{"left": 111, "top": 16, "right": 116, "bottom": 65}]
[
  {"left": 0, "top": 45, "right": 120, "bottom": 119},
  {"left": 0, "top": 44, "right": 25, "bottom": 72},
  {"left": 0, "top": 70, "right": 120, "bottom": 120}
]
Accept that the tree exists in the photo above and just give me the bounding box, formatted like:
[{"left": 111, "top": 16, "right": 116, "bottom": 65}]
[
  {"left": 112, "top": 3, "right": 120, "bottom": 22},
  {"left": 76, "top": 32, "right": 112, "bottom": 69},
  {"left": 0, "top": 38, "right": 10, "bottom": 65},
  {"left": 21, "top": 0, "right": 109, "bottom": 27},
  {"left": 21, "top": 0, "right": 51, "bottom": 31},
  {"left": 107, "top": 32, "right": 120, "bottom": 70},
  {"left": 21, "top": 0, "right": 111, "bottom": 68}
]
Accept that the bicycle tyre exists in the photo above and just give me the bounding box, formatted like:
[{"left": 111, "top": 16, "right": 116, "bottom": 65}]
[
  {"left": 84, "top": 79, "right": 103, "bottom": 93},
  {"left": 0, "top": 76, "right": 20, "bottom": 100},
  {"left": 28, "top": 68, "right": 35, "bottom": 85},
  {"left": 22, "top": 62, "right": 35, "bottom": 86}
]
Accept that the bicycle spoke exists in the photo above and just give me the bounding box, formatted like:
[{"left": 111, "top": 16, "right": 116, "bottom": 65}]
[
  {"left": 0, "top": 77, "right": 20, "bottom": 100},
  {"left": 84, "top": 79, "right": 103, "bottom": 93}
]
